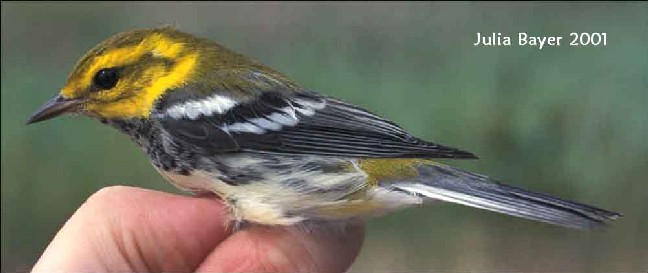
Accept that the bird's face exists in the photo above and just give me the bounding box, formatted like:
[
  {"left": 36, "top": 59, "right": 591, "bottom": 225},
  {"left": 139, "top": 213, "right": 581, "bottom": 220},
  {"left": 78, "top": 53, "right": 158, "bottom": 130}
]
[{"left": 27, "top": 28, "right": 202, "bottom": 123}]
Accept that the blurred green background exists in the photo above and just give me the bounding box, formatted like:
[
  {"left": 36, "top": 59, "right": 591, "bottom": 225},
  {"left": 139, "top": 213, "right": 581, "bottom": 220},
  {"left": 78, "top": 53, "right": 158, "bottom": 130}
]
[{"left": 2, "top": 2, "right": 647, "bottom": 272}]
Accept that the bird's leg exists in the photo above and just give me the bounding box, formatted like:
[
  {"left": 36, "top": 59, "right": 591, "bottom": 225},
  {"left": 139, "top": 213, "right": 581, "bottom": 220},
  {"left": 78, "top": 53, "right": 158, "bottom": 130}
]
[
  {"left": 190, "top": 190, "right": 216, "bottom": 198},
  {"left": 220, "top": 196, "right": 255, "bottom": 232},
  {"left": 187, "top": 191, "right": 252, "bottom": 233},
  {"left": 232, "top": 219, "right": 254, "bottom": 232}
]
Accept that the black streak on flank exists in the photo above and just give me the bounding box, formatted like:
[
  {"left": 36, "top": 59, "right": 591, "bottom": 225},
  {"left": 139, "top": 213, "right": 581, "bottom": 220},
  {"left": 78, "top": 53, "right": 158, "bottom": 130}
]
[{"left": 216, "top": 165, "right": 264, "bottom": 186}]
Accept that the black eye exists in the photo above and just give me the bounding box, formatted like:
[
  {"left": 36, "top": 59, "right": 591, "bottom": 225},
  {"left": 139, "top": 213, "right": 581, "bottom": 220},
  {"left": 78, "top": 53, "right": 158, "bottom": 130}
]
[{"left": 93, "top": 68, "right": 119, "bottom": 90}]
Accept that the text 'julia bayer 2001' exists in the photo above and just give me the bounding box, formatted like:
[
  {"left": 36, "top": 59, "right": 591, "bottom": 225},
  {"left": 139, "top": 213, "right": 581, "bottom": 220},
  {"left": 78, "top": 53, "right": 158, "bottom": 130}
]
[{"left": 472, "top": 32, "right": 607, "bottom": 50}]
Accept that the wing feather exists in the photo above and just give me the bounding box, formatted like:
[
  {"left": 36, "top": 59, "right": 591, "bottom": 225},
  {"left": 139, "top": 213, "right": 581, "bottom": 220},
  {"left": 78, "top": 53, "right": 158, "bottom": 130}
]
[{"left": 156, "top": 90, "right": 477, "bottom": 159}]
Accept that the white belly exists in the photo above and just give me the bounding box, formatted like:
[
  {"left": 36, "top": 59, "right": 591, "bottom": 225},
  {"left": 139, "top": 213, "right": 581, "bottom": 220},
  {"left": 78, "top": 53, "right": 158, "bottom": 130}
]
[{"left": 155, "top": 159, "right": 422, "bottom": 225}]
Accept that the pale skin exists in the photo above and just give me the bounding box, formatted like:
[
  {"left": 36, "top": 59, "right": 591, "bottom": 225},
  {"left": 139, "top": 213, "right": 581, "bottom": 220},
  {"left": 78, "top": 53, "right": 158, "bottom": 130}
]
[{"left": 32, "top": 186, "right": 364, "bottom": 272}]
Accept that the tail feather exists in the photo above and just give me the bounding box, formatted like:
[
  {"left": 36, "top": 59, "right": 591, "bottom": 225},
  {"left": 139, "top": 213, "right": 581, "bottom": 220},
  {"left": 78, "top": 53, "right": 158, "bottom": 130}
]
[{"left": 390, "top": 164, "right": 621, "bottom": 229}]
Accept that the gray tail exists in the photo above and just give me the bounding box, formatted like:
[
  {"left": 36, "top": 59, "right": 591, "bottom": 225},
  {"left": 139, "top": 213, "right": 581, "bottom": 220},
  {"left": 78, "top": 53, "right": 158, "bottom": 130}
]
[{"left": 390, "top": 163, "right": 621, "bottom": 229}]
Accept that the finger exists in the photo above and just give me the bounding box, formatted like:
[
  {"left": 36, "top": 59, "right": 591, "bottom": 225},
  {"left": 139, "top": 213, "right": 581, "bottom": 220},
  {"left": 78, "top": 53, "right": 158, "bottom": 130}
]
[
  {"left": 32, "top": 186, "right": 231, "bottom": 273},
  {"left": 197, "top": 221, "right": 365, "bottom": 273}
]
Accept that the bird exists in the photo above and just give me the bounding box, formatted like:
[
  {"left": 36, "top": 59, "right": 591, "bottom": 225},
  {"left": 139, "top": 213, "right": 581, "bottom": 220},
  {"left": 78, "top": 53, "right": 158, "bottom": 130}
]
[{"left": 27, "top": 27, "right": 620, "bottom": 229}]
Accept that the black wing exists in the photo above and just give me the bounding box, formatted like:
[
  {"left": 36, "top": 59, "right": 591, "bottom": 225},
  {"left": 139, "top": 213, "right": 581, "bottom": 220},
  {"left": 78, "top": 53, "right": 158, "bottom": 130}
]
[{"left": 155, "top": 90, "right": 477, "bottom": 159}]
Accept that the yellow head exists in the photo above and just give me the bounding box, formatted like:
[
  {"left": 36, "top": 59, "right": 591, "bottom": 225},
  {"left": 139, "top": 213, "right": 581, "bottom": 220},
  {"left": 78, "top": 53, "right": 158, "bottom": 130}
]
[{"left": 27, "top": 27, "right": 293, "bottom": 123}]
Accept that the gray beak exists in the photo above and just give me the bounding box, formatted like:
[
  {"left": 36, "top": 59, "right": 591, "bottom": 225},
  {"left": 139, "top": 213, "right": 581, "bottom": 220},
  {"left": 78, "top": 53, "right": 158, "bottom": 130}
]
[{"left": 26, "top": 95, "right": 84, "bottom": 124}]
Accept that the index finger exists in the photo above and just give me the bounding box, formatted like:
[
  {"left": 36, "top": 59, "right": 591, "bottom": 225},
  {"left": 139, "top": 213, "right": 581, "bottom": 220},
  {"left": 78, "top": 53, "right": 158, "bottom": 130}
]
[{"left": 32, "top": 186, "right": 231, "bottom": 272}]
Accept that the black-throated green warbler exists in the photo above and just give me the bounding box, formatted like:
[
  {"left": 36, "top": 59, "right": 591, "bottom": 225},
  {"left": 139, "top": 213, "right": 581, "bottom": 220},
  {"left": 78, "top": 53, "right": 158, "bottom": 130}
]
[{"left": 28, "top": 27, "right": 620, "bottom": 228}]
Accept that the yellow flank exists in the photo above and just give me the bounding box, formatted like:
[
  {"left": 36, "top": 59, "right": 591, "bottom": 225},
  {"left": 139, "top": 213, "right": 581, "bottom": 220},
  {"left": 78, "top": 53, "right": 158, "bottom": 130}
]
[{"left": 359, "top": 158, "right": 428, "bottom": 185}]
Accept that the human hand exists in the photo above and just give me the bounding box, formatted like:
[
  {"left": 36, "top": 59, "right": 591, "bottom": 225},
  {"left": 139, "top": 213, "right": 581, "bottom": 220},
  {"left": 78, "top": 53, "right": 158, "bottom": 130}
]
[{"left": 32, "top": 186, "right": 364, "bottom": 272}]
